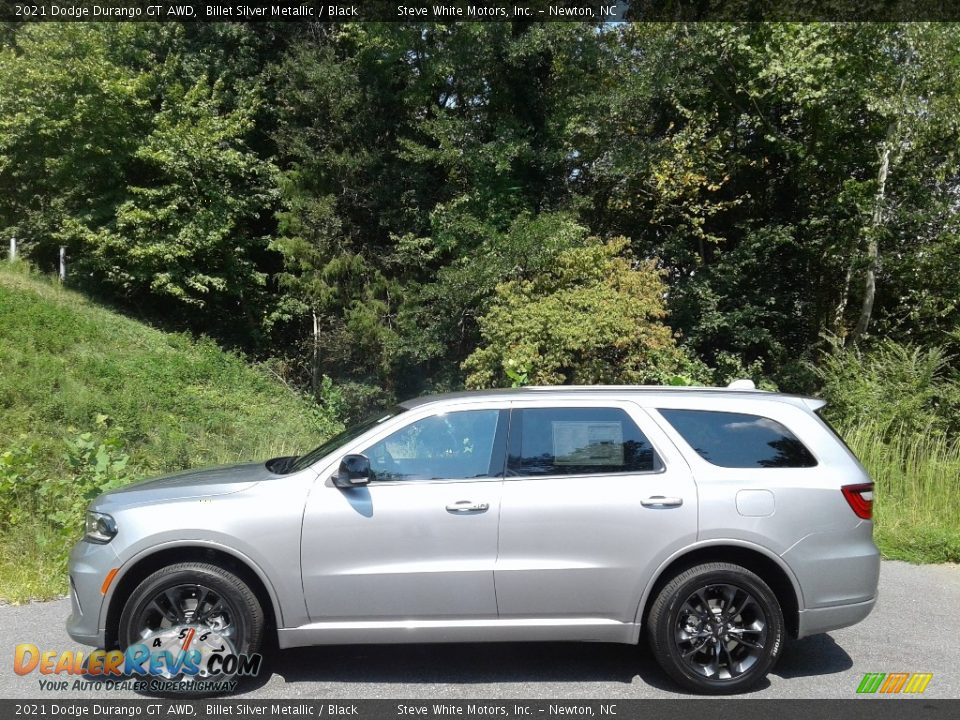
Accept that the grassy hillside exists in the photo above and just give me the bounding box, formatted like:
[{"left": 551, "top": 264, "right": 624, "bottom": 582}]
[{"left": 0, "top": 264, "right": 340, "bottom": 602}]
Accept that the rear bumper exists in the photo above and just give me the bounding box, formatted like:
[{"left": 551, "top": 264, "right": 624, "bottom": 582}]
[
  {"left": 780, "top": 519, "right": 879, "bottom": 638},
  {"left": 781, "top": 521, "right": 880, "bottom": 608},
  {"left": 796, "top": 595, "right": 876, "bottom": 638}
]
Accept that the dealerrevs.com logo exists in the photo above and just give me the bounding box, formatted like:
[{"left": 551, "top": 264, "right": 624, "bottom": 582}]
[
  {"left": 856, "top": 673, "right": 934, "bottom": 695},
  {"left": 14, "top": 625, "right": 262, "bottom": 694}
]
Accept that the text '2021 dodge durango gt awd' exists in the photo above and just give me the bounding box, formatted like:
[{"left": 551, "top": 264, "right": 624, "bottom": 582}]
[{"left": 67, "top": 383, "right": 879, "bottom": 693}]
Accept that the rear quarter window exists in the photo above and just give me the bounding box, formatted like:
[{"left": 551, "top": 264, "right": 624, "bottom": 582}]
[{"left": 657, "top": 408, "right": 817, "bottom": 468}]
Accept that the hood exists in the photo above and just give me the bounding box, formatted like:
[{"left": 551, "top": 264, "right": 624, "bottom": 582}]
[{"left": 93, "top": 461, "right": 279, "bottom": 510}]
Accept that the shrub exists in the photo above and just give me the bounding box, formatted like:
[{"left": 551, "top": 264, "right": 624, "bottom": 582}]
[
  {"left": 463, "top": 238, "right": 708, "bottom": 389},
  {"left": 812, "top": 337, "right": 960, "bottom": 438},
  {"left": 0, "top": 416, "right": 130, "bottom": 541},
  {"left": 0, "top": 439, "right": 43, "bottom": 527}
]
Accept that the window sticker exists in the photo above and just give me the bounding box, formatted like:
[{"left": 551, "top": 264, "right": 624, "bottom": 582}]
[{"left": 552, "top": 421, "right": 624, "bottom": 466}]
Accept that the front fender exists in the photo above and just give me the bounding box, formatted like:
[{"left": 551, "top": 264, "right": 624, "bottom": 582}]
[{"left": 100, "top": 538, "right": 291, "bottom": 638}]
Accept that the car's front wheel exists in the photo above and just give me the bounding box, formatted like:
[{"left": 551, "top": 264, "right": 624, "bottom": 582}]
[
  {"left": 647, "top": 562, "right": 785, "bottom": 694},
  {"left": 118, "top": 562, "right": 264, "bottom": 692}
]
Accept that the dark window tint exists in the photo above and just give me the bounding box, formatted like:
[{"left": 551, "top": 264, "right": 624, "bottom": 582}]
[
  {"left": 658, "top": 409, "right": 817, "bottom": 468},
  {"left": 363, "top": 409, "right": 506, "bottom": 481},
  {"left": 508, "top": 407, "right": 658, "bottom": 476}
]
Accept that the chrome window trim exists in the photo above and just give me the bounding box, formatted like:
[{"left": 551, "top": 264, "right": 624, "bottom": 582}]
[{"left": 502, "top": 466, "right": 667, "bottom": 482}]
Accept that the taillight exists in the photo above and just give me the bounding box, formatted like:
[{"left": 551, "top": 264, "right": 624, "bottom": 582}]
[{"left": 842, "top": 482, "right": 874, "bottom": 519}]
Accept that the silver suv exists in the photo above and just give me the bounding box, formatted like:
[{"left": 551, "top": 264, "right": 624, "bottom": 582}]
[{"left": 67, "top": 383, "right": 879, "bottom": 694}]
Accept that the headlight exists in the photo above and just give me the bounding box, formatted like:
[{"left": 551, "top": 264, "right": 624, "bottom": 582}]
[{"left": 84, "top": 511, "right": 117, "bottom": 544}]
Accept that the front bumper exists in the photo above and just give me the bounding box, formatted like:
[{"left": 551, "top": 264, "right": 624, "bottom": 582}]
[{"left": 65, "top": 539, "right": 120, "bottom": 648}]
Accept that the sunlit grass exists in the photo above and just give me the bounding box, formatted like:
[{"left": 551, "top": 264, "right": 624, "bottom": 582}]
[
  {"left": 843, "top": 423, "right": 960, "bottom": 564},
  {"left": 0, "top": 267, "right": 340, "bottom": 603},
  {"left": 0, "top": 521, "right": 69, "bottom": 604}
]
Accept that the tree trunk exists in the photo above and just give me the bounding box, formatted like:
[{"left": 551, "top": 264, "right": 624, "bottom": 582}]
[
  {"left": 832, "top": 251, "right": 855, "bottom": 337},
  {"left": 849, "top": 57, "right": 910, "bottom": 345},
  {"left": 849, "top": 122, "right": 895, "bottom": 345},
  {"left": 311, "top": 310, "right": 321, "bottom": 396}
]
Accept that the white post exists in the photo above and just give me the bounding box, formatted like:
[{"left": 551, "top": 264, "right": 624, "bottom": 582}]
[
  {"left": 59, "top": 246, "right": 66, "bottom": 282},
  {"left": 8, "top": 237, "right": 14, "bottom": 262}
]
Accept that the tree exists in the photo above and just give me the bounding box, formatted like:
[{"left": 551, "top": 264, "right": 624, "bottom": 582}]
[
  {"left": 271, "top": 23, "right": 614, "bottom": 396},
  {"left": 4, "top": 21, "right": 960, "bottom": 401},
  {"left": 86, "top": 75, "right": 278, "bottom": 342},
  {"left": 463, "top": 237, "right": 704, "bottom": 388},
  {"left": 0, "top": 25, "right": 149, "bottom": 268},
  {"left": 584, "top": 23, "right": 960, "bottom": 383},
  {"left": 844, "top": 25, "right": 960, "bottom": 344},
  {"left": 0, "top": 24, "right": 298, "bottom": 347}
]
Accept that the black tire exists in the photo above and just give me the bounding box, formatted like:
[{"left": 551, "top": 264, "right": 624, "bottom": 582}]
[
  {"left": 118, "top": 562, "right": 264, "bottom": 693},
  {"left": 647, "top": 562, "right": 785, "bottom": 694}
]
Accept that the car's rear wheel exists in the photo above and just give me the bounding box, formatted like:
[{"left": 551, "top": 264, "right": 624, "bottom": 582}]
[
  {"left": 118, "top": 562, "right": 264, "bottom": 693},
  {"left": 647, "top": 562, "right": 784, "bottom": 694}
]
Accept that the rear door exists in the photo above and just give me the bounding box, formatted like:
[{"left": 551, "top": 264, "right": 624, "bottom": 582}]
[{"left": 494, "top": 400, "right": 697, "bottom": 623}]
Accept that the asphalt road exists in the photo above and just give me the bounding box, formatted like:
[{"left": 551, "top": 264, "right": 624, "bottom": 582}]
[{"left": 1, "top": 560, "right": 957, "bottom": 700}]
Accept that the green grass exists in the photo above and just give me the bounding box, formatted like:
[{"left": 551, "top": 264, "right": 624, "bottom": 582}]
[
  {"left": 0, "top": 520, "right": 65, "bottom": 603},
  {"left": 0, "top": 264, "right": 339, "bottom": 603},
  {"left": 843, "top": 423, "right": 960, "bottom": 564}
]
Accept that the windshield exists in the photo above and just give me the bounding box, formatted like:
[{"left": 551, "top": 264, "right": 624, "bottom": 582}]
[{"left": 286, "top": 407, "right": 405, "bottom": 473}]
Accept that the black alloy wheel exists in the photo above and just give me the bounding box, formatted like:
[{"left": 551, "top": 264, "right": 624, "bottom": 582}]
[
  {"left": 647, "top": 562, "right": 785, "bottom": 694},
  {"left": 118, "top": 562, "right": 264, "bottom": 693}
]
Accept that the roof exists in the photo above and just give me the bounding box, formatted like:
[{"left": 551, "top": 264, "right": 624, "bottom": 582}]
[{"left": 398, "top": 384, "right": 826, "bottom": 411}]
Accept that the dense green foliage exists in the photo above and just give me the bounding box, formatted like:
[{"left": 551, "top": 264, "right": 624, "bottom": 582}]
[
  {"left": 1, "top": 22, "right": 959, "bottom": 589},
  {"left": 0, "top": 265, "right": 340, "bottom": 601},
  {"left": 814, "top": 338, "right": 960, "bottom": 439},
  {"left": 3, "top": 23, "right": 960, "bottom": 395},
  {"left": 463, "top": 237, "right": 706, "bottom": 388},
  {"left": 815, "top": 340, "right": 960, "bottom": 564}
]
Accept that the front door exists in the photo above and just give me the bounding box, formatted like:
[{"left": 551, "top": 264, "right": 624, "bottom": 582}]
[
  {"left": 301, "top": 406, "right": 508, "bottom": 621},
  {"left": 494, "top": 401, "right": 697, "bottom": 623}
]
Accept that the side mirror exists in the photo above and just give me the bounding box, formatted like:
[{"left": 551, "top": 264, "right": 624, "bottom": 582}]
[{"left": 334, "top": 454, "right": 371, "bottom": 488}]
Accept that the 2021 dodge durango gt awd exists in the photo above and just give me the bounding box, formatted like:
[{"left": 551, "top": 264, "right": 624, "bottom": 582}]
[{"left": 67, "top": 384, "right": 880, "bottom": 694}]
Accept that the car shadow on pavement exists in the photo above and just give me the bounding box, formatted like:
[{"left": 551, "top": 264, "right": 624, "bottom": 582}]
[
  {"left": 236, "top": 634, "right": 852, "bottom": 696},
  {"left": 252, "top": 641, "right": 673, "bottom": 690},
  {"left": 773, "top": 634, "right": 853, "bottom": 679}
]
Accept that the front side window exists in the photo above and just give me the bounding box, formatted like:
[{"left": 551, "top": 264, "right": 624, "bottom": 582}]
[
  {"left": 287, "top": 408, "right": 403, "bottom": 473},
  {"left": 362, "top": 409, "right": 505, "bottom": 482},
  {"left": 507, "top": 407, "right": 659, "bottom": 477},
  {"left": 658, "top": 409, "right": 817, "bottom": 468}
]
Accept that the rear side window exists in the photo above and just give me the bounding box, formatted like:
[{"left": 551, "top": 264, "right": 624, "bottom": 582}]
[
  {"left": 508, "top": 407, "right": 659, "bottom": 476},
  {"left": 658, "top": 409, "right": 817, "bottom": 468}
]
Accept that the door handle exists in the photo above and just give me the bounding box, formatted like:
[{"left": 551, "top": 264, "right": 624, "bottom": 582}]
[
  {"left": 641, "top": 496, "right": 684, "bottom": 508},
  {"left": 445, "top": 500, "right": 490, "bottom": 513}
]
